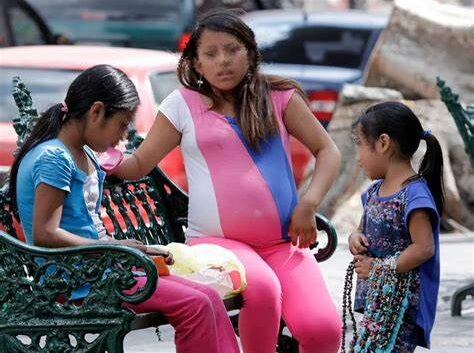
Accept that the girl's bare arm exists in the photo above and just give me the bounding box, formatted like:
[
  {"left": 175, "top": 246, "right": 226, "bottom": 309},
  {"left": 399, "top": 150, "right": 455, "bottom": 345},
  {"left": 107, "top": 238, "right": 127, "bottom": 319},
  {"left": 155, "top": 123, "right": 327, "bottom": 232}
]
[
  {"left": 33, "top": 184, "right": 100, "bottom": 247},
  {"left": 33, "top": 183, "right": 147, "bottom": 252},
  {"left": 396, "top": 209, "right": 435, "bottom": 273}
]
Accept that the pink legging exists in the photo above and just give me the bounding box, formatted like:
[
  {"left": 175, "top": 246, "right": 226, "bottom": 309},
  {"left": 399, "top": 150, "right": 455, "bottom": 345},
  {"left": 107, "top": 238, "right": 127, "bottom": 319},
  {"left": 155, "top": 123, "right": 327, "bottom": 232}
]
[
  {"left": 125, "top": 274, "right": 239, "bottom": 353},
  {"left": 190, "top": 237, "right": 342, "bottom": 353}
]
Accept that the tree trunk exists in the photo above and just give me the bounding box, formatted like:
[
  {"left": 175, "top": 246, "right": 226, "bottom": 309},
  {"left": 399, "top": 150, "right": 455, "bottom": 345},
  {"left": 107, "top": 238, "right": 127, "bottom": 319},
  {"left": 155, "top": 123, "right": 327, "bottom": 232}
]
[{"left": 363, "top": 0, "right": 474, "bottom": 101}]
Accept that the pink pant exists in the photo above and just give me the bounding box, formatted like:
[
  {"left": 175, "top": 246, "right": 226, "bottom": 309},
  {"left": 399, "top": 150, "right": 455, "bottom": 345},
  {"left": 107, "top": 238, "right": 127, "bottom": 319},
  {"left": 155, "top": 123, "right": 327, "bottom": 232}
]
[
  {"left": 190, "top": 237, "right": 342, "bottom": 353},
  {"left": 125, "top": 274, "right": 239, "bottom": 353}
]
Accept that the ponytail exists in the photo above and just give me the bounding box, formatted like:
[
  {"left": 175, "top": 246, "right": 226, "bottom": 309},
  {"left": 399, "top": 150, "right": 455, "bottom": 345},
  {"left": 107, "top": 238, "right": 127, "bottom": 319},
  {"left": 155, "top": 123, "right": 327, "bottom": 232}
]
[
  {"left": 9, "top": 103, "right": 65, "bottom": 208},
  {"left": 419, "top": 133, "right": 445, "bottom": 216}
]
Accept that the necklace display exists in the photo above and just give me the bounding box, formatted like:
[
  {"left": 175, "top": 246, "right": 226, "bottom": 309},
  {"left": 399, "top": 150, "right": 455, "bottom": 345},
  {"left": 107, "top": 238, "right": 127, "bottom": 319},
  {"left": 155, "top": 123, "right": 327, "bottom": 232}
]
[{"left": 341, "top": 253, "right": 413, "bottom": 353}]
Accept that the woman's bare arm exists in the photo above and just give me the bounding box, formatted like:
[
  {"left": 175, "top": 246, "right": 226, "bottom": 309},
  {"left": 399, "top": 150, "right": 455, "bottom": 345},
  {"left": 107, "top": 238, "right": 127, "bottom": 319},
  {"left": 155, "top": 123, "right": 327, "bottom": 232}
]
[{"left": 112, "top": 112, "right": 181, "bottom": 180}]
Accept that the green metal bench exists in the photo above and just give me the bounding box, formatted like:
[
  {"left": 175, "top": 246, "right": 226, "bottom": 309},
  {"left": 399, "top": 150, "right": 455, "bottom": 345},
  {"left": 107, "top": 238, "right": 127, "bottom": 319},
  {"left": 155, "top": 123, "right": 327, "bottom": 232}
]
[
  {"left": 437, "top": 77, "right": 474, "bottom": 317},
  {"left": 0, "top": 78, "right": 338, "bottom": 353}
]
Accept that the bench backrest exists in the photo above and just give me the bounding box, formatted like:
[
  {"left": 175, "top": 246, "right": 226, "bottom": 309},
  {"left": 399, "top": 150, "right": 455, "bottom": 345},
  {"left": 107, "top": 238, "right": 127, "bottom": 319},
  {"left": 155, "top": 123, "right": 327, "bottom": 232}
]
[{"left": 437, "top": 77, "right": 474, "bottom": 168}]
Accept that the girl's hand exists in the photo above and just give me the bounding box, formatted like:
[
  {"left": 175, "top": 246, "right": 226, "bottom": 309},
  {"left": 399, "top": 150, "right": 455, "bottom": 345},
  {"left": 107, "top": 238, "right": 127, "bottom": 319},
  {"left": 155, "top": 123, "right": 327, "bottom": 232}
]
[
  {"left": 289, "top": 201, "right": 317, "bottom": 248},
  {"left": 353, "top": 254, "right": 374, "bottom": 280},
  {"left": 110, "top": 238, "right": 148, "bottom": 254},
  {"left": 146, "top": 247, "right": 174, "bottom": 265},
  {"left": 348, "top": 231, "right": 369, "bottom": 255}
]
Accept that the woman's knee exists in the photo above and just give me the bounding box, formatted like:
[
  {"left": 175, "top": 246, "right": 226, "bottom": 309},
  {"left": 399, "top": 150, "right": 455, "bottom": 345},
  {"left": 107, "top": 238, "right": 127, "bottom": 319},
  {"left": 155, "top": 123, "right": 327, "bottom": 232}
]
[
  {"left": 291, "top": 315, "right": 342, "bottom": 351},
  {"left": 243, "top": 274, "right": 282, "bottom": 307}
]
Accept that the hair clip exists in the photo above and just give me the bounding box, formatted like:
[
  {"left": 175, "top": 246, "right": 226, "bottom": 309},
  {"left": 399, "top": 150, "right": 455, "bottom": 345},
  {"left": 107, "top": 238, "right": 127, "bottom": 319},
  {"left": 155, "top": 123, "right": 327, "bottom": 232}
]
[{"left": 60, "top": 102, "right": 69, "bottom": 113}]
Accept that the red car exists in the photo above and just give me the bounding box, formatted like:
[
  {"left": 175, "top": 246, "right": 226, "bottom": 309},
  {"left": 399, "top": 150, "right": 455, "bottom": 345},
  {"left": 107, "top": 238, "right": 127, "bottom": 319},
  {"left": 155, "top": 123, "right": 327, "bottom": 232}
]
[
  {"left": 0, "top": 45, "right": 186, "bottom": 187},
  {"left": 0, "top": 45, "right": 312, "bottom": 188}
]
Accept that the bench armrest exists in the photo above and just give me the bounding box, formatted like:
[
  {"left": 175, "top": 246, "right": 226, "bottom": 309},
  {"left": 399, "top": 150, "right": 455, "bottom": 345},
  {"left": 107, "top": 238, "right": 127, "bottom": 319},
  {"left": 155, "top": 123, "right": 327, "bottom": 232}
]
[
  {"left": 311, "top": 213, "right": 338, "bottom": 262},
  {"left": 0, "top": 231, "right": 157, "bottom": 324}
]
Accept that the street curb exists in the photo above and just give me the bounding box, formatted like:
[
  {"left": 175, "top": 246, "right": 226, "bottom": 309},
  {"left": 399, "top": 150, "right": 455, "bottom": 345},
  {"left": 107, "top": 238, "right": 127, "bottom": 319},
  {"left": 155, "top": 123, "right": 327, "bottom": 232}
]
[{"left": 439, "top": 232, "right": 474, "bottom": 244}]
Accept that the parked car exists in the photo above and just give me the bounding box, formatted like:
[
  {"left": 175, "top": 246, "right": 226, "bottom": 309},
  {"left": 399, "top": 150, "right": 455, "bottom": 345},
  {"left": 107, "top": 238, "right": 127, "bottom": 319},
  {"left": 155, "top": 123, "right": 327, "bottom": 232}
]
[
  {"left": 241, "top": 10, "right": 387, "bottom": 183},
  {"left": 0, "top": 45, "right": 186, "bottom": 186},
  {"left": 242, "top": 9, "right": 388, "bottom": 127},
  {"left": 27, "top": 0, "right": 196, "bottom": 51},
  {"left": 196, "top": 0, "right": 292, "bottom": 15},
  {"left": 0, "top": 0, "right": 68, "bottom": 47}
]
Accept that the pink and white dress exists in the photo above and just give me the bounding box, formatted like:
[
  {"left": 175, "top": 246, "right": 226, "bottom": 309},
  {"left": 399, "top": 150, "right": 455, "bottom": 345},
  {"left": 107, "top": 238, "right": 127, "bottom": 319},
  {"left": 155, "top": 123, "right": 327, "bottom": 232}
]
[{"left": 159, "top": 87, "right": 297, "bottom": 248}]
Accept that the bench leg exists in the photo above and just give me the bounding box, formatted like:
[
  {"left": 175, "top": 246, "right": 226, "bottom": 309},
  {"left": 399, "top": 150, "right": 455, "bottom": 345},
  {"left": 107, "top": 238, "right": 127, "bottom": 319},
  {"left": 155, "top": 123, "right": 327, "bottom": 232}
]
[
  {"left": 230, "top": 315, "right": 299, "bottom": 353},
  {"left": 451, "top": 282, "right": 474, "bottom": 316},
  {"left": 106, "top": 328, "right": 128, "bottom": 353},
  {"left": 277, "top": 320, "right": 299, "bottom": 353}
]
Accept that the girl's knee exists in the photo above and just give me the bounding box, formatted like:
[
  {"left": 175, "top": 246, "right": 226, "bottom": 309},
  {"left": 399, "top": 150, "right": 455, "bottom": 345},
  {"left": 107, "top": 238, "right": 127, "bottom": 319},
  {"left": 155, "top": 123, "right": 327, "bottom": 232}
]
[
  {"left": 197, "top": 284, "right": 225, "bottom": 307},
  {"left": 184, "top": 291, "right": 214, "bottom": 317}
]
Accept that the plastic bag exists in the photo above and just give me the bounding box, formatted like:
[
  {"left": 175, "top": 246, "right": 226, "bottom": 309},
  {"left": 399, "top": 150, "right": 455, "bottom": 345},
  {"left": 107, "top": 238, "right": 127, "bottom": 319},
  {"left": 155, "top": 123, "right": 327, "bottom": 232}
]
[{"left": 164, "top": 242, "right": 247, "bottom": 299}]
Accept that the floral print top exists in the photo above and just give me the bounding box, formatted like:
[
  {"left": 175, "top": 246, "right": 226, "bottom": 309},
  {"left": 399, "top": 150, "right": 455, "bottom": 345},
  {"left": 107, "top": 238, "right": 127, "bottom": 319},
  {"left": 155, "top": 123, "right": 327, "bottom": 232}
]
[{"left": 354, "top": 178, "right": 440, "bottom": 348}]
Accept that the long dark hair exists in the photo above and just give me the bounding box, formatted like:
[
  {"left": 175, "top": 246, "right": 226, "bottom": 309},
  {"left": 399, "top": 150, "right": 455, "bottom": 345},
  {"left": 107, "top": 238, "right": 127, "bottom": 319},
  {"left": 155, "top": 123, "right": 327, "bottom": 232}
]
[
  {"left": 9, "top": 64, "right": 139, "bottom": 207},
  {"left": 352, "top": 101, "right": 445, "bottom": 215},
  {"left": 177, "top": 9, "right": 305, "bottom": 150}
]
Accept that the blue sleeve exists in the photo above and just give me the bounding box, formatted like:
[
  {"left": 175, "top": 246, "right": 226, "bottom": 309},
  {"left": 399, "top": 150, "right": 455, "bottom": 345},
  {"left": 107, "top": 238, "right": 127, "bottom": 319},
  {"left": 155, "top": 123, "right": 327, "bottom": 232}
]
[
  {"left": 361, "top": 180, "right": 382, "bottom": 207},
  {"left": 404, "top": 182, "right": 439, "bottom": 230},
  {"left": 32, "top": 148, "right": 74, "bottom": 192},
  {"left": 361, "top": 190, "right": 368, "bottom": 207}
]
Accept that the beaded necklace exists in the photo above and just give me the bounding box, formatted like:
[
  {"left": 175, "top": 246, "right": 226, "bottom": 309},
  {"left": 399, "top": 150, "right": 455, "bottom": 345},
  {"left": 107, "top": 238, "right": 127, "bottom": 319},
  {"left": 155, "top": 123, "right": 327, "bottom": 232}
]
[{"left": 341, "top": 253, "right": 414, "bottom": 353}]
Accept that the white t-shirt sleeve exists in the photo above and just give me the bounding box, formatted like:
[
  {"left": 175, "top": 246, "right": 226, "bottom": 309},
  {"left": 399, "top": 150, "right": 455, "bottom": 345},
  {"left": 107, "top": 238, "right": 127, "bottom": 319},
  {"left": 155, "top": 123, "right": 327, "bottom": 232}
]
[{"left": 158, "top": 89, "right": 186, "bottom": 133}]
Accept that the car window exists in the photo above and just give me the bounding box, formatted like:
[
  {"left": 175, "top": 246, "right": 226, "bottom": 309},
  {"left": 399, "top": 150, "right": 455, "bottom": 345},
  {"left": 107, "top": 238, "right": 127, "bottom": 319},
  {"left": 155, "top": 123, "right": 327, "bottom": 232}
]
[
  {"left": 0, "top": 67, "right": 80, "bottom": 123},
  {"left": 29, "top": 0, "right": 181, "bottom": 21},
  {"left": 0, "top": 9, "right": 8, "bottom": 47},
  {"left": 7, "top": 4, "right": 46, "bottom": 45},
  {"left": 149, "top": 71, "right": 181, "bottom": 105},
  {"left": 197, "top": 0, "right": 286, "bottom": 13},
  {"left": 253, "top": 23, "right": 372, "bottom": 69}
]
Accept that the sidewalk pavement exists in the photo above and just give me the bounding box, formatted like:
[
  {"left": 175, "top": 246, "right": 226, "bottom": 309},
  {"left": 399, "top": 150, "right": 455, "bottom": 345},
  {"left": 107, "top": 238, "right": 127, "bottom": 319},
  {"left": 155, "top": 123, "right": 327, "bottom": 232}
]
[{"left": 124, "top": 233, "right": 474, "bottom": 353}]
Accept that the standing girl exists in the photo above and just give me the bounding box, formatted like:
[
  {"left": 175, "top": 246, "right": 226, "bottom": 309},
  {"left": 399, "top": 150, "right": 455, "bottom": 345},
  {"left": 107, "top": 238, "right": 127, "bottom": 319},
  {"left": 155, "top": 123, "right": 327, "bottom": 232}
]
[
  {"left": 9, "top": 64, "right": 239, "bottom": 353},
  {"left": 112, "top": 10, "right": 342, "bottom": 353},
  {"left": 348, "top": 101, "right": 444, "bottom": 352}
]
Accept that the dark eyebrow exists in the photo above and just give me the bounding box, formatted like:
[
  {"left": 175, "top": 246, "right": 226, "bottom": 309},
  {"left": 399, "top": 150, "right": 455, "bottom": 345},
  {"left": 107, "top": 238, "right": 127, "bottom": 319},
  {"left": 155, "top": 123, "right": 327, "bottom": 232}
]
[{"left": 201, "top": 45, "right": 217, "bottom": 51}]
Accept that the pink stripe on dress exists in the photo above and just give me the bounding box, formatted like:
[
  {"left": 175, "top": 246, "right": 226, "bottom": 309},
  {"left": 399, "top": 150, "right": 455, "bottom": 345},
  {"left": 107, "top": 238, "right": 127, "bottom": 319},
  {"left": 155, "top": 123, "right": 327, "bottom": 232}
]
[{"left": 180, "top": 89, "right": 283, "bottom": 248}]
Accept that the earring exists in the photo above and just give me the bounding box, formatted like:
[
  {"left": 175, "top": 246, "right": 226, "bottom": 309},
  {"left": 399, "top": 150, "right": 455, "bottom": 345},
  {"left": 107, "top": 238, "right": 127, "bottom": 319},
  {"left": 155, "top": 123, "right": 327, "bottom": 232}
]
[
  {"left": 197, "top": 75, "right": 203, "bottom": 89},
  {"left": 246, "top": 71, "right": 252, "bottom": 82}
]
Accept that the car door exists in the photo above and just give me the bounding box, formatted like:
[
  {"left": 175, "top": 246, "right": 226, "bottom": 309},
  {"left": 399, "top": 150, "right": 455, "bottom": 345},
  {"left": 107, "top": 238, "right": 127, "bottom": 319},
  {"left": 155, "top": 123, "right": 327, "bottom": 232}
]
[{"left": 3, "top": 0, "right": 52, "bottom": 46}]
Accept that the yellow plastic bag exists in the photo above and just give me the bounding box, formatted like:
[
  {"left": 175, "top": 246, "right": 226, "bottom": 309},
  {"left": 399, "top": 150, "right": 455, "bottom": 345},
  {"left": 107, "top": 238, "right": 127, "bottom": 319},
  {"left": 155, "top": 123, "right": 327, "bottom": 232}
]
[{"left": 165, "top": 242, "right": 247, "bottom": 299}]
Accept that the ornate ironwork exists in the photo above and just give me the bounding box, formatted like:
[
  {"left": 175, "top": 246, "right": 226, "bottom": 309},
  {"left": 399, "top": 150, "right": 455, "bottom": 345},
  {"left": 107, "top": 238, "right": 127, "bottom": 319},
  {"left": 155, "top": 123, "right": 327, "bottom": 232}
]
[
  {"left": 0, "top": 232, "right": 157, "bottom": 352},
  {"left": 101, "top": 170, "right": 188, "bottom": 246},
  {"left": 11, "top": 76, "right": 40, "bottom": 153},
  {"left": 125, "top": 125, "right": 144, "bottom": 153},
  {"left": 437, "top": 77, "right": 474, "bottom": 167}
]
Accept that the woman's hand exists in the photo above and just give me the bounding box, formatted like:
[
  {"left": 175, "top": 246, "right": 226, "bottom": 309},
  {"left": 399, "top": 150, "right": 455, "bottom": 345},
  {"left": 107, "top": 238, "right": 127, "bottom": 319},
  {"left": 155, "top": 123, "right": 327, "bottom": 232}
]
[
  {"left": 353, "top": 254, "right": 374, "bottom": 280},
  {"left": 289, "top": 201, "right": 317, "bottom": 248},
  {"left": 348, "top": 231, "right": 369, "bottom": 255}
]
